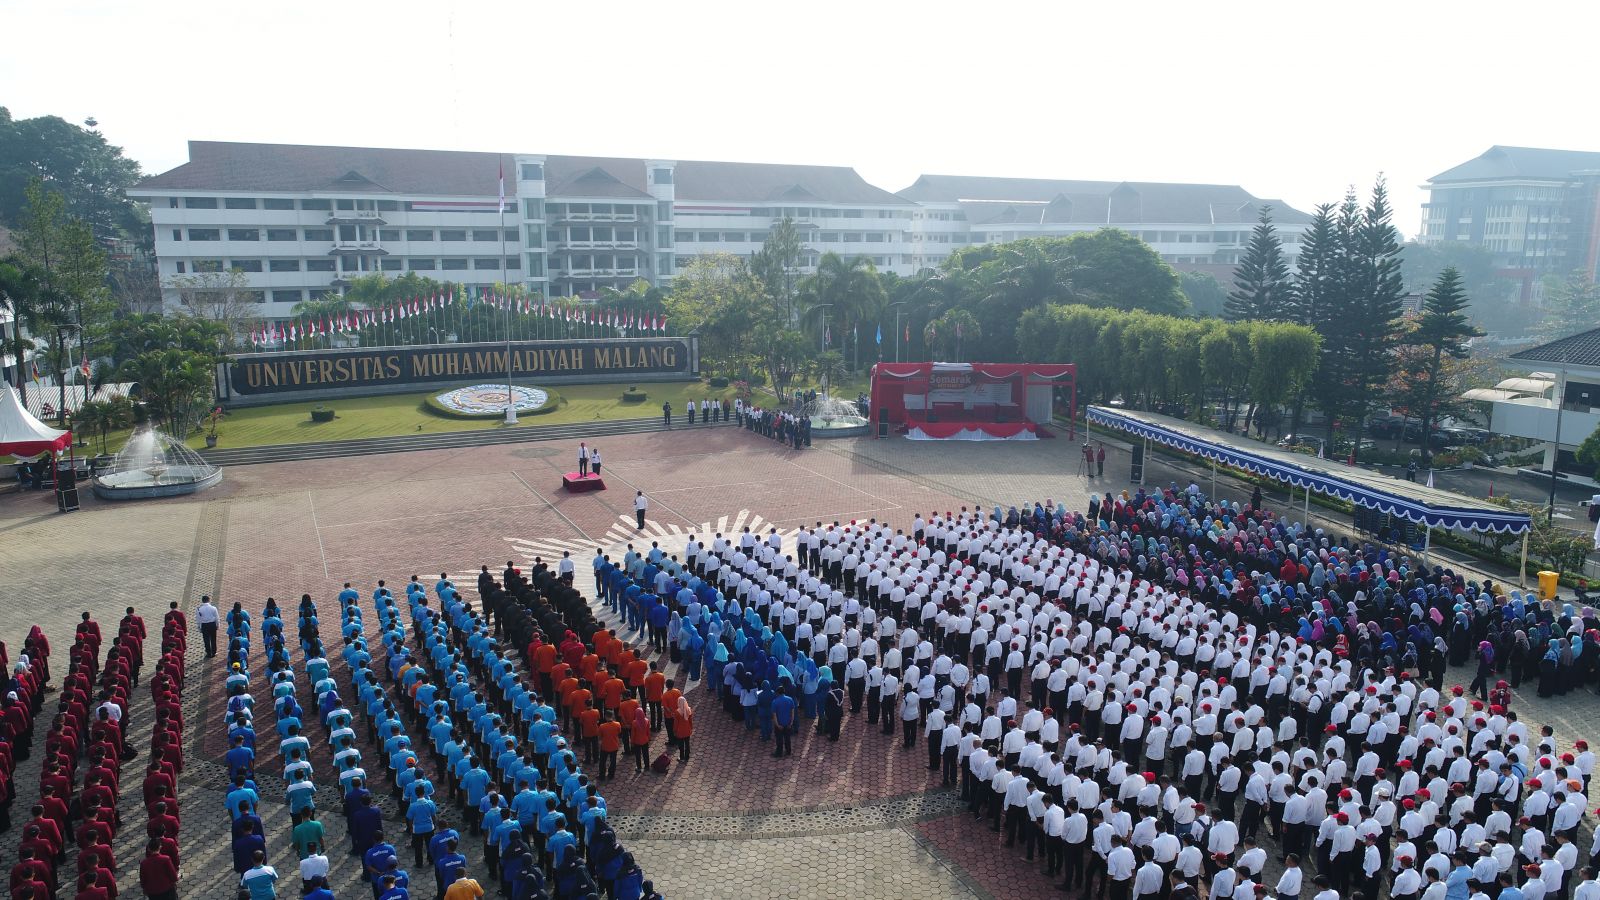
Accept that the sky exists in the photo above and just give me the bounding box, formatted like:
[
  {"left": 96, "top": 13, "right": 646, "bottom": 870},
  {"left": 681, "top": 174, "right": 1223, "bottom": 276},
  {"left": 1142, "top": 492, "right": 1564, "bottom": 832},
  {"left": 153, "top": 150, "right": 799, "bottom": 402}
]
[{"left": 6, "top": 0, "right": 1599, "bottom": 239}]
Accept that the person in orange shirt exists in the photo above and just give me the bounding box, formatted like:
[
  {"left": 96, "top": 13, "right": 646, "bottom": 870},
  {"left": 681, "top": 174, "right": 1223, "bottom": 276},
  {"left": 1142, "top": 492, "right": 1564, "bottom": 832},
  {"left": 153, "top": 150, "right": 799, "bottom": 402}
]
[
  {"left": 578, "top": 703, "right": 601, "bottom": 765},
  {"left": 600, "top": 673, "right": 626, "bottom": 713},
  {"left": 624, "top": 654, "right": 648, "bottom": 696},
  {"left": 629, "top": 705, "right": 651, "bottom": 773},
  {"left": 660, "top": 680, "right": 682, "bottom": 747},
  {"left": 643, "top": 663, "right": 667, "bottom": 731},
  {"left": 671, "top": 695, "right": 693, "bottom": 761},
  {"left": 578, "top": 651, "right": 600, "bottom": 684},
  {"left": 617, "top": 696, "right": 640, "bottom": 753},
  {"left": 555, "top": 675, "right": 579, "bottom": 727},
  {"left": 592, "top": 629, "right": 612, "bottom": 666},
  {"left": 596, "top": 713, "right": 622, "bottom": 780},
  {"left": 566, "top": 685, "right": 592, "bottom": 733},
  {"left": 532, "top": 642, "right": 558, "bottom": 697}
]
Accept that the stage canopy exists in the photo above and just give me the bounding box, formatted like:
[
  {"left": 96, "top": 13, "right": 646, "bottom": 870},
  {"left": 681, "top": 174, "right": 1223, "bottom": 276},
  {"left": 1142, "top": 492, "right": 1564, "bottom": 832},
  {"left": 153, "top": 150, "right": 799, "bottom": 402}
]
[
  {"left": 1088, "top": 405, "right": 1531, "bottom": 534},
  {"left": 0, "top": 382, "right": 71, "bottom": 459},
  {"left": 870, "top": 362, "right": 1075, "bottom": 440}
]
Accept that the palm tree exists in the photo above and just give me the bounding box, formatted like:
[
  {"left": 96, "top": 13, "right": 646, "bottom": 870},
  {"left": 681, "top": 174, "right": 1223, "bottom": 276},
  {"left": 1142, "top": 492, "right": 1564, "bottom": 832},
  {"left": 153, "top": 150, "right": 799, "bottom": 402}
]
[
  {"left": 924, "top": 309, "right": 981, "bottom": 361},
  {"left": 981, "top": 243, "right": 1081, "bottom": 318},
  {"left": 799, "top": 253, "right": 886, "bottom": 369},
  {"left": 0, "top": 255, "right": 45, "bottom": 392}
]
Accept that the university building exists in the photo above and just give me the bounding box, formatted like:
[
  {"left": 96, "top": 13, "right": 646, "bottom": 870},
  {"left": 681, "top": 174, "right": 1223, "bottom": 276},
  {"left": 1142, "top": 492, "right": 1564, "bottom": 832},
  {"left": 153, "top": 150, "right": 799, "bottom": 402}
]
[
  {"left": 1420, "top": 145, "right": 1600, "bottom": 301},
  {"left": 130, "top": 141, "right": 1310, "bottom": 323}
]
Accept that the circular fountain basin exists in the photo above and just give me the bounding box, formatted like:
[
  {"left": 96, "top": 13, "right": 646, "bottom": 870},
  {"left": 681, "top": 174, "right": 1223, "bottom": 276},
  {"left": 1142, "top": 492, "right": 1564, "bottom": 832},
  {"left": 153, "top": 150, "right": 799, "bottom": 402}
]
[
  {"left": 93, "top": 464, "right": 223, "bottom": 500},
  {"left": 811, "top": 415, "right": 871, "bottom": 438}
]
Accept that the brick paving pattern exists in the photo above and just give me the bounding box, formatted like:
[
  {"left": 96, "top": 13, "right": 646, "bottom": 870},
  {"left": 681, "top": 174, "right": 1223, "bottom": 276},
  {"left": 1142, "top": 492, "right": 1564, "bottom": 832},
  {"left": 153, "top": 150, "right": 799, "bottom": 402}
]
[{"left": 3, "top": 426, "right": 1598, "bottom": 898}]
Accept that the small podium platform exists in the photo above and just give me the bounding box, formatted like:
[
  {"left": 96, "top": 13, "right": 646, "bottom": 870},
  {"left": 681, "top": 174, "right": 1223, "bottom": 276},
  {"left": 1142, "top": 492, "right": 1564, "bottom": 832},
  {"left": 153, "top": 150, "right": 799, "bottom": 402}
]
[{"left": 562, "top": 472, "right": 606, "bottom": 493}]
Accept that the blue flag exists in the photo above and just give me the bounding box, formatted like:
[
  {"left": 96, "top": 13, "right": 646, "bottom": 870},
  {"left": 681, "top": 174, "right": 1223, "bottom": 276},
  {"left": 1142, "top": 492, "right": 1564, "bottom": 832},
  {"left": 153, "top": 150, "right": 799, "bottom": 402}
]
[{"left": 875, "top": 325, "right": 882, "bottom": 345}]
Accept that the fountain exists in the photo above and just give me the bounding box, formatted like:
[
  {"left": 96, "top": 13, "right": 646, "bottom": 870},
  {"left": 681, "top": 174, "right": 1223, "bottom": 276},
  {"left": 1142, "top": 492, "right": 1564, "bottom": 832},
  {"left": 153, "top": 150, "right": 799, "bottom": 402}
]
[
  {"left": 93, "top": 426, "right": 222, "bottom": 500},
  {"left": 803, "top": 394, "right": 871, "bottom": 438}
]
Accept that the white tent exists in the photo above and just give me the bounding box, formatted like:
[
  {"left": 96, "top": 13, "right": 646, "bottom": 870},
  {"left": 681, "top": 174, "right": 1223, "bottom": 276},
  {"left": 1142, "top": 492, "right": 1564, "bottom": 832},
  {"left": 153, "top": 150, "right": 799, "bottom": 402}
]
[{"left": 0, "top": 382, "right": 71, "bottom": 459}]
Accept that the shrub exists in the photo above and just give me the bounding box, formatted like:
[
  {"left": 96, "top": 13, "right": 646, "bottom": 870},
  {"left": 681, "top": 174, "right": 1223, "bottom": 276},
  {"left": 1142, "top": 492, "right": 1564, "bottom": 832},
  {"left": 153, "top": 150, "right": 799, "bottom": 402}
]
[
  {"left": 707, "top": 376, "right": 730, "bottom": 388},
  {"left": 310, "top": 406, "right": 336, "bottom": 423},
  {"left": 620, "top": 390, "right": 647, "bottom": 403},
  {"left": 421, "top": 388, "right": 560, "bottom": 419}
]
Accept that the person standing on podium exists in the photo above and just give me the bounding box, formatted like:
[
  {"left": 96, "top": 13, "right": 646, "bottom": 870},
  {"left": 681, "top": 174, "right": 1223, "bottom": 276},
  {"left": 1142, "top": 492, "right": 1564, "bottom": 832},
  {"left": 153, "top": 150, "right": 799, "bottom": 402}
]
[{"left": 578, "top": 442, "right": 589, "bottom": 477}]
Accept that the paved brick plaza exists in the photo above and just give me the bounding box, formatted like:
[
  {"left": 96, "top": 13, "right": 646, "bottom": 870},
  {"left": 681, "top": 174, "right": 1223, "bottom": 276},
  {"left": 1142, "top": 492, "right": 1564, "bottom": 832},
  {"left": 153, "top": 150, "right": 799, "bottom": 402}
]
[{"left": 2, "top": 427, "right": 1596, "bottom": 899}]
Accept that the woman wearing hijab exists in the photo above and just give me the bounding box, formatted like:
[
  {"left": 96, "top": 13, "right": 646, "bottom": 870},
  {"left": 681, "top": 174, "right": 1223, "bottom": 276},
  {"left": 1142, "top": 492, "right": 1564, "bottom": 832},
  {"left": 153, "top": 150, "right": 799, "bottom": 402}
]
[
  {"left": 1538, "top": 640, "right": 1561, "bottom": 697},
  {"left": 1469, "top": 640, "right": 1495, "bottom": 700},
  {"left": 671, "top": 694, "right": 693, "bottom": 760}
]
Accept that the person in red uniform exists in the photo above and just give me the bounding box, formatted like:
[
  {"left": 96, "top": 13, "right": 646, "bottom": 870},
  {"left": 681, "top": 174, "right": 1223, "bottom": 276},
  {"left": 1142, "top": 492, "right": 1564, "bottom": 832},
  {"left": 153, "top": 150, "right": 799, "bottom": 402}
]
[
  {"left": 138, "top": 838, "right": 180, "bottom": 900},
  {"left": 9, "top": 846, "right": 54, "bottom": 897}
]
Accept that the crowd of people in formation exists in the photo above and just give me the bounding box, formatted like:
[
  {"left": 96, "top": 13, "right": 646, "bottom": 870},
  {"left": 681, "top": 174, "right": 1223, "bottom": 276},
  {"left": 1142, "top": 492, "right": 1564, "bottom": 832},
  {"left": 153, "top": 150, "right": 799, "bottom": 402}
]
[
  {"left": 210, "top": 562, "right": 666, "bottom": 900},
  {"left": 583, "top": 484, "right": 1600, "bottom": 900},
  {"left": 737, "top": 401, "right": 811, "bottom": 449},
  {"left": 661, "top": 397, "right": 732, "bottom": 428},
  {"left": 2, "top": 604, "right": 188, "bottom": 900}
]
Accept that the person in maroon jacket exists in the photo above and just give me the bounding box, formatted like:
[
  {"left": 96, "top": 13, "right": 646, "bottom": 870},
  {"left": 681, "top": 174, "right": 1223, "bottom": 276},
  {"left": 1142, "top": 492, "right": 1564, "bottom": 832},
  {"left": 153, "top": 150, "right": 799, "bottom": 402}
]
[
  {"left": 9, "top": 846, "right": 54, "bottom": 896},
  {"left": 138, "top": 838, "right": 180, "bottom": 900}
]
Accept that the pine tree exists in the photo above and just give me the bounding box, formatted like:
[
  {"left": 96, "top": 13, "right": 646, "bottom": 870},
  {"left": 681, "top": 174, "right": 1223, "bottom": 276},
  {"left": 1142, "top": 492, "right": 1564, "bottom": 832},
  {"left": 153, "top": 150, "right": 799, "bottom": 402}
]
[
  {"left": 1225, "top": 206, "right": 1292, "bottom": 321},
  {"left": 1400, "top": 266, "right": 1482, "bottom": 456}
]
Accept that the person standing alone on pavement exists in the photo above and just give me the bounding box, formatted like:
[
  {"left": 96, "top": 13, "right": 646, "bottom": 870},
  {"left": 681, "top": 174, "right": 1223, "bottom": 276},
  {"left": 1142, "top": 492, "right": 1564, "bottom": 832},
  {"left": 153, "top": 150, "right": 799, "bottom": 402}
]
[
  {"left": 661, "top": 400, "right": 672, "bottom": 427},
  {"left": 635, "top": 491, "right": 648, "bottom": 530},
  {"left": 197, "top": 595, "right": 219, "bottom": 658}
]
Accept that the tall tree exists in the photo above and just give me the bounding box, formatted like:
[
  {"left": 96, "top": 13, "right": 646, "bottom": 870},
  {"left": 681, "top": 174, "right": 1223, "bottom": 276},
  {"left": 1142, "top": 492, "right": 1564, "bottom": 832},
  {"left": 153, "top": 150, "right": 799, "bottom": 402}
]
[
  {"left": 167, "top": 268, "right": 258, "bottom": 351},
  {"left": 1225, "top": 207, "right": 1292, "bottom": 321},
  {"left": 1055, "top": 229, "right": 1188, "bottom": 316},
  {"left": 0, "top": 108, "right": 144, "bottom": 237},
  {"left": 1336, "top": 177, "right": 1408, "bottom": 452},
  {"left": 1535, "top": 271, "right": 1600, "bottom": 342},
  {"left": 1392, "top": 267, "right": 1482, "bottom": 458},
  {"left": 0, "top": 255, "right": 50, "bottom": 391},
  {"left": 798, "top": 253, "right": 885, "bottom": 368},
  {"left": 748, "top": 217, "right": 804, "bottom": 323}
]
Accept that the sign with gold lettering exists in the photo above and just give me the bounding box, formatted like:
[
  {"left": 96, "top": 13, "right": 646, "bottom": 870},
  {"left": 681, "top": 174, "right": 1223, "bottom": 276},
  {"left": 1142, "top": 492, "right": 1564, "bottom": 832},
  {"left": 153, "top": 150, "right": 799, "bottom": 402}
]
[{"left": 225, "top": 338, "right": 691, "bottom": 397}]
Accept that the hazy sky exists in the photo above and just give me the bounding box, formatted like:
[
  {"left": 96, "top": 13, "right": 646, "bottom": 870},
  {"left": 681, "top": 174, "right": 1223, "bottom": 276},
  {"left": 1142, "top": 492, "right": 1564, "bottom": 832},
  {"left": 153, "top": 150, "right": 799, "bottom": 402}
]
[{"left": 7, "top": 1, "right": 1598, "bottom": 238}]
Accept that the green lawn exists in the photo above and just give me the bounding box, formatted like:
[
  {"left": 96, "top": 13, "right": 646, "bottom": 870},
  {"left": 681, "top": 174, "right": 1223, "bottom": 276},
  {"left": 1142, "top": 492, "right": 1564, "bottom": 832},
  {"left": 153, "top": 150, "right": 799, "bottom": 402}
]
[{"left": 174, "top": 380, "right": 735, "bottom": 451}]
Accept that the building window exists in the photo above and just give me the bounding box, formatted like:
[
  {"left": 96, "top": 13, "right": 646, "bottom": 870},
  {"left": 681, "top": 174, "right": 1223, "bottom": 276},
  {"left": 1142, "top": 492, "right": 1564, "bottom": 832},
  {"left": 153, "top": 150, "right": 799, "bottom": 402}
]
[
  {"left": 184, "top": 197, "right": 218, "bottom": 209},
  {"left": 242, "top": 290, "right": 267, "bottom": 304},
  {"left": 272, "top": 290, "right": 302, "bottom": 304},
  {"left": 171, "top": 229, "right": 182, "bottom": 242},
  {"left": 266, "top": 229, "right": 297, "bottom": 241},
  {"left": 174, "top": 262, "right": 185, "bottom": 273},
  {"left": 504, "top": 256, "right": 520, "bottom": 269},
  {"left": 168, "top": 198, "right": 178, "bottom": 208},
  {"left": 657, "top": 200, "right": 673, "bottom": 220},
  {"left": 525, "top": 228, "right": 543, "bottom": 249},
  {"left": 225, "top": 197, "right": 258, "bottom": 210},
  {"left": 262, "top": 198, "right": 295, "bottom": 211},
  {"left": 307, "top": 289, "right": 331, "bottom": 301},
  {"left": 336, "top": 199, "right": 355, "bottom": 210},
  {"left": 408, "top": 259, "right": 436, "bottom": 271},
  {"left": 657, "top": 226, "right": 673, "bottom": 247},
  {"left": 340, "top": 255, "right": 361, "bottom": 271},
  {"left": 303, "top": 228, "right": 333, "bottom": 241},
  {"left": 821, "top": 232, "right": 839, "bottom": 243},
  {"left": 407, "top": 229, "right": 433, "bottom": 241},
  {"left": 474, "top": 258, "right": 501, "bottom": 270},
  {"left": 698, "top": 231, "right": 720, "bottom": 242},
  {"left": 299, "top": 199, "right": 332, "bottom": 211},
  {"left": 469, "top": 229, "right": 496, "bottom": 242},
  {"left": 525, "top": 255, "right": 544, "bottom": 277},
  {"left": 269, "top": 259, "right": 300, "bottom": 272},
  {"left": 228, "top": 228, "right": 260, "bottom": 241},
  {"left": 305, "top": 259, "right": 335, "bottom": 272},
  {"left": 843, "top": 233, "right": 862, "bottom": 243},
  {"left": 441, "top": 258, "right": 468, "bottom": 270},
  {"left": 520, "top": 163, "right": 544, "bottom": 181},
  {"left": 188, "top": 228, "right": 220, "bottom": 241},
  {"left": 194, "top": 259, "right": 224, "bottom": 273},
  {"left": 440, "top": 230, "right": 467, "bottom": 242},
  {"left": 865, "top": 233, "right": 885, "bottom": 242},
  {"left": 230, "top": 259, "right": 263, "bottom": 272},
  {"left": 652, "top": 167, "right": 673, "bottom": 185},
  {"left": 523, "top": 199, "right": 543, "bottom": 221}
]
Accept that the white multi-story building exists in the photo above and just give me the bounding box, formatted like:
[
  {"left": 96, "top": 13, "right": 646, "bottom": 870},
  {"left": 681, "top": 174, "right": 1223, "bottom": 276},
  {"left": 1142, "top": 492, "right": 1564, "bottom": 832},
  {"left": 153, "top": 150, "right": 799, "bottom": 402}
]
[
  {"left": 897, "top": 174, "right": 1313, "bottom": 280},
  {"left": 131, "top": 141, "right": 1307, "bottom": 323}
]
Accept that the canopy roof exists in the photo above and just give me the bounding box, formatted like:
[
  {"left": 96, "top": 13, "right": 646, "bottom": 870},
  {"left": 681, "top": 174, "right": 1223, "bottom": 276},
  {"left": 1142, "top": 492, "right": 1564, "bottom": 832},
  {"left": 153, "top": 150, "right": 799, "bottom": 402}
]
[
  {"left": 873, "top": 362, "right": 1076, "bottom": 381},
  {"left": 0, "top": 382, "right": 70, "bottom": 458},
  {"left": 1088, "top": 405, "right": 1531, "bottom": 534}
]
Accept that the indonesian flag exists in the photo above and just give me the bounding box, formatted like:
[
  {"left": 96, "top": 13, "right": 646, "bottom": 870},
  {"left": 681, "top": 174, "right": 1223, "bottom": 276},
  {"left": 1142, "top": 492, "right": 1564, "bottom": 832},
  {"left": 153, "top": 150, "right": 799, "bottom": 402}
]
[
  {"left": 289, "top": 323, "right": 299, "bottom": 341},
  {"left": 658, "top": 315, "right": 667, "bottom": 333},
  {"left": 411, "top": 299, "right": 419, "bottom": 317}
]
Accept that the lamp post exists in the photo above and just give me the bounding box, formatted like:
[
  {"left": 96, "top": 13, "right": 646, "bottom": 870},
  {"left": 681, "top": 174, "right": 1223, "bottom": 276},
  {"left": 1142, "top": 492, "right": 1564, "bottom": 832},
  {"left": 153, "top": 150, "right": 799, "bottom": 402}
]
[
  {"left": 1548, "top": 356, "right": 1568, "bottom": 525},
  {"left": 888, "top": 301, "right": 906, "bottom": 364}
]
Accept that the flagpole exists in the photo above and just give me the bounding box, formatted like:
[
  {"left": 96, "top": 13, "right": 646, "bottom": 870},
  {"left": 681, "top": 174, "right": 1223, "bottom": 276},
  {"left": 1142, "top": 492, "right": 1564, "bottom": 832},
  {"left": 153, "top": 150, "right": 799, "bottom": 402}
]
[{"left": 501, "top": 158, "right": 517, "bottom": 425}]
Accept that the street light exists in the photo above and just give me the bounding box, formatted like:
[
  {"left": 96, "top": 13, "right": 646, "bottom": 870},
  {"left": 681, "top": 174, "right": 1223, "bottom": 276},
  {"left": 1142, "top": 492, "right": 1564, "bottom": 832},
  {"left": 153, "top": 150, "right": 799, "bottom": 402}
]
[{"left": 888, "top": 302, "right": 906, "bottom": 364}]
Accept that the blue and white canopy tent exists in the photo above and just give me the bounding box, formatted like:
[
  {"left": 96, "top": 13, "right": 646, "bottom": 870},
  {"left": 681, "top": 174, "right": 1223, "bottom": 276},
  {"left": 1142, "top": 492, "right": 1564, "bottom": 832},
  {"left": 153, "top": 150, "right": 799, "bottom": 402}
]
[{"left": 1087, "top": 406, "right": 1534, "bottom": 580}]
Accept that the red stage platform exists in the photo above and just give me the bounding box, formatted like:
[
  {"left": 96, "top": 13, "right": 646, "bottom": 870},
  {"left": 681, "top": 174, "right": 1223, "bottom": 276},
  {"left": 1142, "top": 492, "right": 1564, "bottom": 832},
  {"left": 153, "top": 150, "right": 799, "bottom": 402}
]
[
  {"left": 872, "top": 362, "right": 1075, "bottom": 441},
  {"left": 562, "top": 472, "right": 606, "bottom": 492}
]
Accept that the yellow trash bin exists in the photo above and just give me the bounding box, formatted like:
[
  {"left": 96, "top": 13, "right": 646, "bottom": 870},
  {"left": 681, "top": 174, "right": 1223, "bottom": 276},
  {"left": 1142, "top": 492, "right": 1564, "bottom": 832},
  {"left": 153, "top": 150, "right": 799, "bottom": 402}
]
[{"left": 1538, "top": 570, "right": 1560, "bottom": 600}]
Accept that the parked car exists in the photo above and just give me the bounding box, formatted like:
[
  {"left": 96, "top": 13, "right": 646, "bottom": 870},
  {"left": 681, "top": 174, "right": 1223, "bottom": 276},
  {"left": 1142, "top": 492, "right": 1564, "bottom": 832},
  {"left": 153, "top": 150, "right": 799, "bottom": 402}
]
[
  {"left": 1277, "top": 434, "right": 1326, "bottom": 455},
  {"left": 1338, "top": 438, "right": 1378, "bottom": 454},
  {"left": 1443, "top": 426, "right": 1490, "bottom": 445},
  {"left": 1368, "top": 417, "right": 1406, "bottom": 439}
]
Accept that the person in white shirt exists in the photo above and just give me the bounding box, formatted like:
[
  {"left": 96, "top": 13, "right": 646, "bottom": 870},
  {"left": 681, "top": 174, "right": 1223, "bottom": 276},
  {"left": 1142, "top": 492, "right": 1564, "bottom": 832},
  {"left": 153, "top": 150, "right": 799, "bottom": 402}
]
[
  {"left": 1131, "top": 850, "right": 1164, "bottom": 900},
  {"left": 1105, "top": 835, "right": 1137, "bottom": 897},
  {"left": 1275, "top": 853, "right": 1304, "bottom": 900},
  {"left": 197, "top": 594, "right": 220, "bottom": 657},
  {"left": 299, "top": 844, "right": 330, "bottom": 884},
  {"left": 634, "top": 490, "right": 648, "bottom": 529}
]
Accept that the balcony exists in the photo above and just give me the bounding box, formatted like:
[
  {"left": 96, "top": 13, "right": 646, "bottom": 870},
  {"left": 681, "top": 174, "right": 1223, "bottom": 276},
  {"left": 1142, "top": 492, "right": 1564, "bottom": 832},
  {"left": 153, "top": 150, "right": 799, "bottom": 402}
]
[
  {"left": 554, "top": 267, "right": 640, "bottom": 279},
  {"left": 327, "top": 240, "right": 389, "bottom": 256},
  {"left": 325, "top": 212, "right": 387, "bottom": 226},
  {"left": 554, "top": 211, "right": 640, "bottom": 223},
  {"left": 554, "top": 239, "right": 641, "bottom": 251}
]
